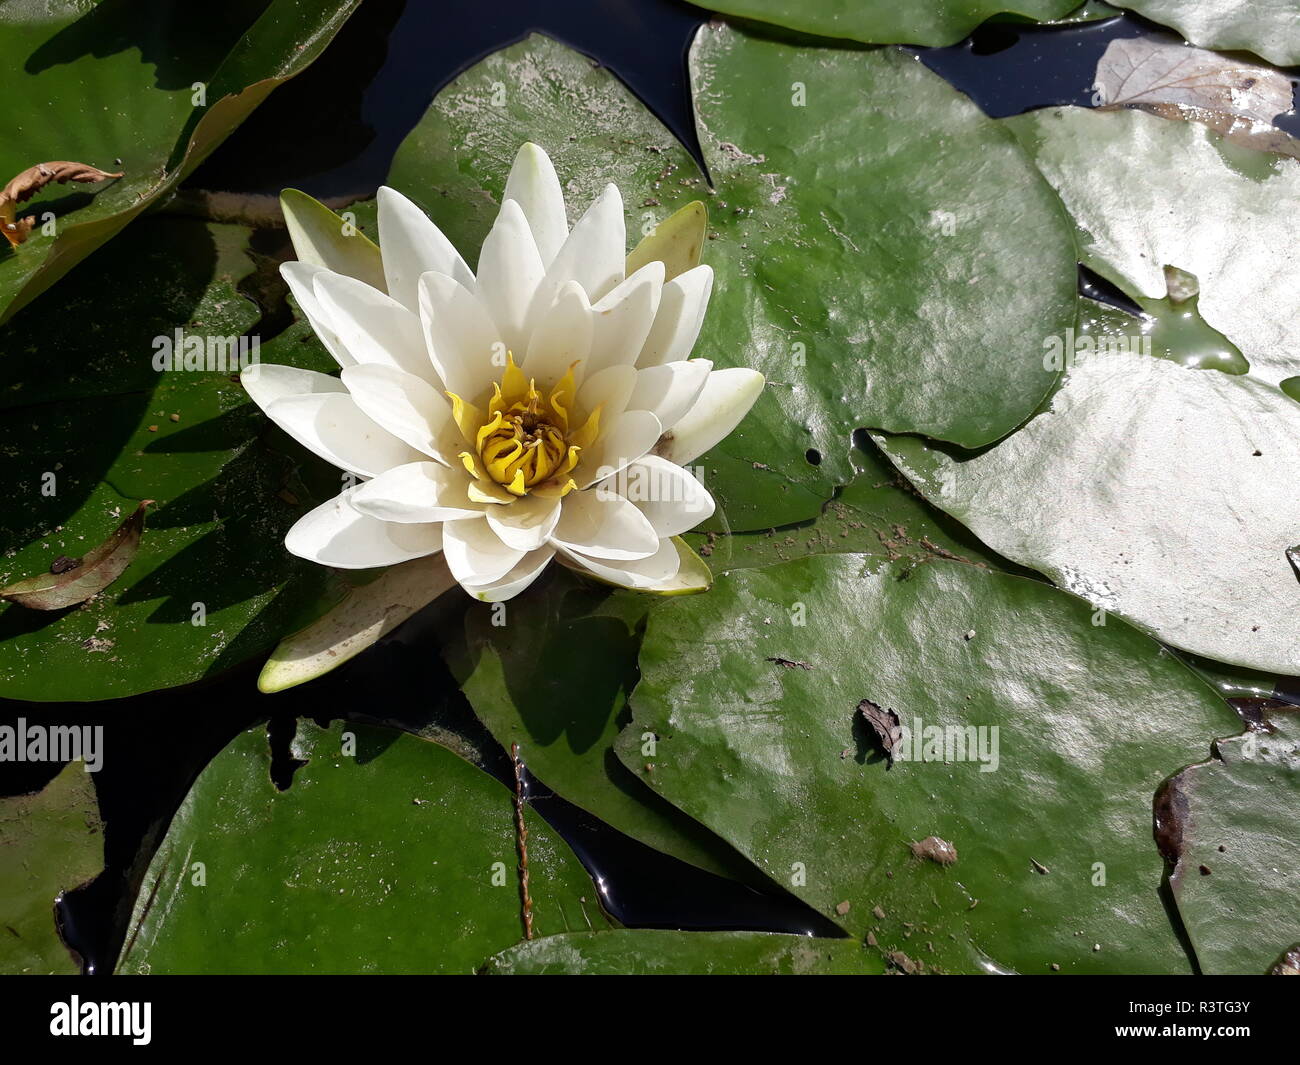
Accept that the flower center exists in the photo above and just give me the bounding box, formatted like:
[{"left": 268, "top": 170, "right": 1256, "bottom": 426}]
[{"left": 448, "top": 354, "right": 601, "bottom": 498}]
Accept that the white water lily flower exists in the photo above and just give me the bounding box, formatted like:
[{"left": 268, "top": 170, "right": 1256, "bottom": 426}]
[{"left": 243, "top": 143, "right": 764, "bottom": 602}]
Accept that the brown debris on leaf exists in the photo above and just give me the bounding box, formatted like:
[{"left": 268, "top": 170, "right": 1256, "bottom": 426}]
[
  {"left": 857, "top": 698, "right": 903, "bottom": 764},
  {"left": 886, "top": 949, "right": 922, "bottom": 974},
  {"left": 1269, "top": 945, "right": 1300, "bottom": 975},
  {"left": 909, "top": 836, "right": 958, "bottom": 866},
  {"left": 1094, "top": 37, "right": 1299, "bottom": 160},
  {"left": 0, "top": 161, "right": 124, "bottom": 247},
  {"left": 0, "top": 501, "right": 151, "bottom": 610}
]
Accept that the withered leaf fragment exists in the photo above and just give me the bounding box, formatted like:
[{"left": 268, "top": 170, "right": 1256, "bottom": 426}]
[
  {"left": 0, "top": 161, "right": 124, "bottom": 247},
  {"left": 857, "top": 698, "right": 903, "bottom": 764},
  {"left": 909, "top": 836, "right": 958, "bottom": 866},
  {"left": 0, "top": 501, "right": 151, "bottom": 610}
]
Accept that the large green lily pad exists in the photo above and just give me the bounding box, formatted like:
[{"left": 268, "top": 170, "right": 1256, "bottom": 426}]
[
  {"left": 1159, "top": 709, "right": 1300, "bottom": 975},
  {"left": 116, "top": 720, "right": 605, "bottom": 974},
  {"left": 877, "top": 107, "right": 1300, "bottom": 675},
  {"left": 386, "top": 28, "right": 1077, "bottom": 530},
  {"left": 617, "top": 554, "right": 1240, "bottom": 973},
  {"left": 693, "top": 1, "right": 1079, "bottom": 46},
  {"left": 0, "top": 218, "right": 349, "bottom": 701},
  {"left": 484, "top": 929, "right": 885, "bottom": 974},
  {"left": 0, "top": 0, "right": 359, "bottom": 322},
  {"left": 0, "top": 760, "right": 103, "bottom": 974}
]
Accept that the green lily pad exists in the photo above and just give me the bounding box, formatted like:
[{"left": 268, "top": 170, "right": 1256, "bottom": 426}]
[
  {"left": 1114, "top": 1, "right": 1300, "bottom": 67},
  {"left": 0, "top": 760, "right": 103, "bottom": 974},
  {"left": 439, "top": 570, "right": 765, "bottom": 884},
  {"left": 386, "top": 29, "right": 1076, "bottom": 530},
  {"left": 1159, "top": 709, "right": 1300, "bottom": 975},
  {"left": 616, "top": 554, "right": 1240, "bottom": 973},
  {"left": 692, "top": 1, "right": 1079, "bottom": 46},
  {"left": 0, "top": 217, "right": 348, "bottom": 701},
  {"left": 483, "top": 929, "right": 885, "bottom": 974},
  {"left": 690, "top": 436, "right": 1022, "bottom": 575},
  {"left": 0, "top": 0, "right": 359, "bottom": 322},
  {"left": 1006, "top": 107, "right": 1300, "bottom": 386},
  {"left": 875, "top": 109, "right": 1300, "bottom": 676},
  {"left": 116, "top": 720, "right": 605, "bottom": 974}
]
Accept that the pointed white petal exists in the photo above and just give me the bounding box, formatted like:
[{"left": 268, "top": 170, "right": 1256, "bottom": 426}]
[
  {"left": 550, "top": 489, "right": 659, "bottom": 560},
  {"left": 285, "top": 488, "right": 444, "bottom": 569},
  {"left": 654, "top": 367, "right": 765, "bottom": 465},
  {"left": 417, "top": 270, "right": 504, "bottom": 399},
  {"left": 578, "top": 409, "right": 662, "bottom": 488},
  {"left": 611, "top": 454, "right": 715, "bottom": 537},
  {"left": 313, "top": 271, "right": 435, "bottom": 382},
  {"left": 443, "top": 516, "right": 527, "bottom": 587},
  {"left": 264, "top": 392, "right": 422, "bottom": 478},
  {"left": 523, "top": 280, "right": 592, "bottom": 390},
  {"left": 241, "top": 363, "right": 344, "bottom": 410},
  {"left": 559, "top": 536, "right": 711, "bottom": 594},
  {"left": 586, "top": 261, "right": 664, "bottom": 377},
  {"left": 558, "top": 536, "right": 679, "bottom": 587},
  {"left": 349, "top": 461, "right": 483, "bottom": 523},
  {"left": 377, "top": 186, "right": 474, "bottom": 312},
  {"left": 464, "top": 546, "right": 556, "bottom": 603},
  {"left": 575, "top": 364, "right": 637, "bottom": 425},
  {"left": 485, "top": 495, "right": 561, "bottom": 552},
  {"left": 502, "top": 143, "right": 568, "bottom": 267},
  {"left": 476, "top": 199, "right": 545, "bottom": 355},
  {"left": 281, "top": 261, "right": 353, "bottom": 368},
  {"left": 532, "top": 183, "right": 625, "bottom": 321},
  {"left": 637, "top": 264, "right": 713, "bottom": 367},
  {"left": 280, "top": 189, "right": 386, "bottom": 291},
  {"left": 340, "top": 363, "right": 452, "bottom": 461},
  {"left": 627, "top": 359, "right": 712, "bottom": 432}
]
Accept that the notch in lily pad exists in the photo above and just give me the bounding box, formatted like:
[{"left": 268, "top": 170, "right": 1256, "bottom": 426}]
[{"left": 0, "top": 500, "right": 151, "bottom": 610}]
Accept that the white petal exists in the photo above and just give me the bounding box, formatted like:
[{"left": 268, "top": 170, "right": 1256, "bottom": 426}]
[
  {"left": 655, "top": 367, "right": 765, "bottom": 465},
  {"left": 611, "top": 454, "right": 715, "bottom": 537},
  {"left": 264, "top": 393, "right": 422, "bottom": 478},
  {"left": 575, "top": 364, "right": 637, "bottom": 424},
  {"left": 502, "top": 143, "right": 568, "bottom": 267},
  {"left": 418, "top": 271, "right": 504, "bottom": 399},
  {"left": 286, "top": 488, "right": 444, "bottom": 569},
  {"left": 340, "top": 363, "right": 452, "bottom": 461},
  {"left": 464, "top": 546, "right": 556, "bottom": 603},
  {"left": 476, "top": 199, "right": 545, "bottom": 355},
  {"left": 586, "top": 261, "right": 664, "bottom": 377},
  {"left": 637, "top": 264, "right": 713, "bottom": 367},
  {"left": 281, "top": 261, "right": 353, "bottom": 368},
  {"left": 486, "top": 495, "right": 561, "bottom": 552},
  {"left": 557, "top": 537, "right": 681, "bottom": 588},
  {"left": 443, "top": 517, "right": 527, "bottom": 587},
  {"left": 626, "top": 359, "right": 712, "bottom": 432},
  {"left": 280, "top": 189, "right": 386, "bottom": 290},
  {"left": 241, "top": 363, "right": 345, "bottom": 410},
  {"left": 313, "top": 271, "right": 435, "bottom": 382},
  {"left": 578, "top": 409, "right": 662, "bottom": 489},
  {"left": 550, "top": 489, "right": 659, "bottom": 560},
  {"left": 523, "top": 280, "right": 592, "bottom": 391},
  {"left": 532, "top": 183, "right": 625, "bottom": 320},
  {"left": 377, "top": 186, "right": 474, "bottom": 312},
  {"left": 349, "top": 462, "right": 483, "bottom": 523}
]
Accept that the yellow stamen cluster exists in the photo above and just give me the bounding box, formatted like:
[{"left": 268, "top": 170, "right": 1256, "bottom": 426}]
[{"left": 447, "top": 354, "right": 601, "bottom": 498}]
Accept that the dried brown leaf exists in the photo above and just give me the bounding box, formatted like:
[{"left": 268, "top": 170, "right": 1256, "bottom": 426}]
[
  {"left": 0, "top": 160, "right": 124, "bottom": 246},
  {"left": 0, "top": 501, "right": 151, "bottom": 610},
  {"left": 857, "top": 698, "right": 903, "bottom": 763}
]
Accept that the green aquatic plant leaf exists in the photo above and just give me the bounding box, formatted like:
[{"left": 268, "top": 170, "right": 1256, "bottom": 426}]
[
  {"left": 117, "top": 720, "right": 605, "bottom": 974},
  {"left": 617, "top": 554, "right": 1240, "bottom": 973},
  {"left": 0, "top": 0, "right": 360, "bottom": 322}
]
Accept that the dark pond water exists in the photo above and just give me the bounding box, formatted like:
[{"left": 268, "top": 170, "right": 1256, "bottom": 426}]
[{"left": 4, "top": 0, "right": 1299, "bottom": 975}]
